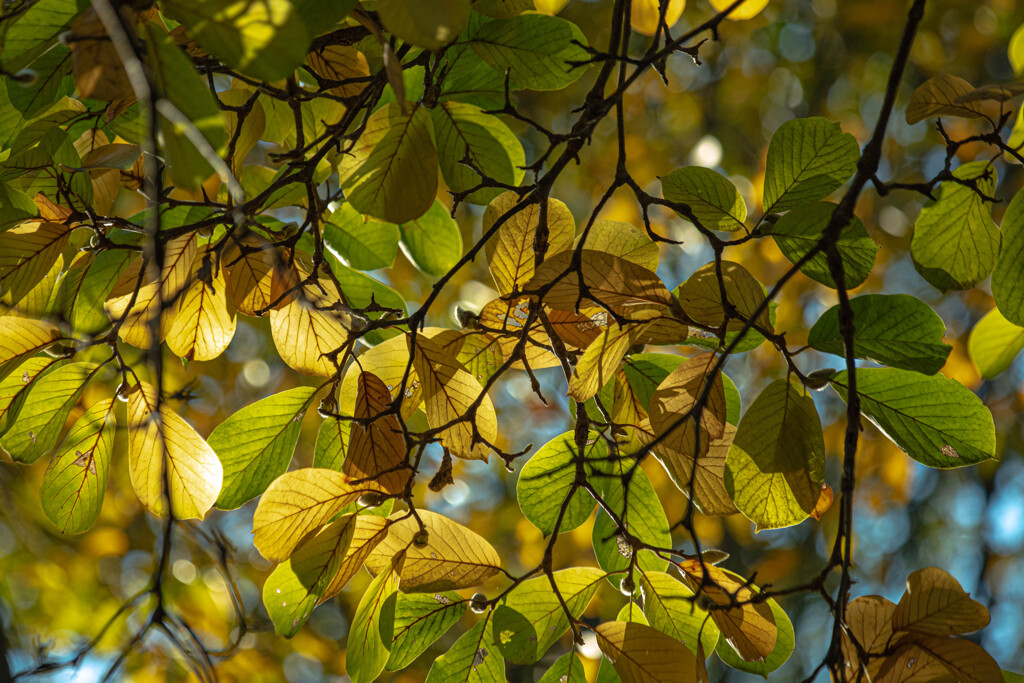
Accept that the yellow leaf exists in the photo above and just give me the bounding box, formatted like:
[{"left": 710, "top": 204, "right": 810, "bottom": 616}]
[
  {"left": 483, "top": 192, "right": 574, "bottom": 296},
  {"left": 841, "top": 595, "right": 896, "bottom": 680},
  {"left": 252, "top": 468, "right": 368, "bottom": 561},
  {"left": 630, "top": 0, "right": 685, "bottom": 36},
  {"left": 649, "top": 352, "right": 727, "bottom": 463},
  {"left": 677, "top": 560, "right": 777, "bottom": 662},
  {"left": 411, "top": 333, "right": 498, "bottom": 460},
  {"left": 906, "top": 74, "right": 986, "bottom": 125},
  {"left": 219, "top": 88, "right": 266, "bottom": 177},
  {"left": 709, "top": 0, "right": 769, "bottom": 20},
  {"left": 477, "top": 297, "right": 561, "bottom": 369},
  {"left": 568, "top": 322, "right": 648, "bottom": 402},
  {"left": 365, "top": 509, "right": 502, "bottom": 592},
  {"left": 527, "top": 250, "right": 675, "bottom": 315},
  {"left": 322, "top": 513, "right": 390, "bottom": 601},
  {"left": 223, "top": 235, "right": 295, "bottom": 316},
  {"left": 70, "top": 8, "right": 133, "bottom": 100},
  {"left": 595, "top": 621, "right": 699, "bottom": 682},
  {"left": 269, "top": 279, "right": 352, "bottom": 377},
  {"left": 677, "top": 260, "right": 772, "bottom": 333},
  {"left": 0, "top": 221, "right": 71, "bottom": 307},
  {"left": 307, "top": 46, "right": 371, "bottom": 98},
  {"left": 377, "top": 0, "right": 469, "bottom": 51},
  {"left": 892, "top": 567, "right": 991, "bottom": 637},
  {"left": 875, "top": 635, "right": 1001, "bottom": 683},
  {"left": 166, "top": 246, "right": 237, "bottom": 361},
  {"left": 127, "top": 382, "right": 222, "bottom": 520},
  {"left": 0, "top": 317, "right": 62, "bottom": 380},
  {"left": 576, "top": 220, "right": 659, "bottom": 272},
  {"left": 534, "top": 0, "right": 570, "bottom": 14},
  {"left": 347, "top": 372, "right": 412, "bottom": 494}
]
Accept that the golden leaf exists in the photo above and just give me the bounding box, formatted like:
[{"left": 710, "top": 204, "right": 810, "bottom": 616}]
[
  {"left": 269, "top": 279, "right": 351, "bottom": 377},
  {"left": 595, "top": 620, "right": 699, "bottom": 682},
  {"left": 483, "top": 192, "right": 574, "bottom": 296},
  {"left": 0, "top": 221, "right": 72, "bottom": 307},
  {"left": 347, "top": 372, "right": 411, "bottom": 495},
  {"left": 892, "top": 567, "right": 991, "bottom": 637},
  {"left": 166, "top": 246, "right": 237, "bottom": 361},
  {"left": 677, "top": 260, "right": 772, "bottom": 333},
  {"left": 307, "top": 46, "right": 371, "bottom": 98}
]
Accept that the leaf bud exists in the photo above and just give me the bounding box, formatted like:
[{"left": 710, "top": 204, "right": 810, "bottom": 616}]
[
  {"left": 804, "top": 368, "right": 836, "bottom": 391},
  {"left": 357, "top": 492, "right": 384, "bottom": 508},
  {"left": 412, "top": 529, "right": 430, "bottom": 547},
  {"left": 317, "top": 397, "right": 337, "bottom": 418},
  {"left": 619, "top": 575, "right": 635, "bottom": 597},
  {"left": 116, "top": 381, "right": 134, "bottom": 402},
  {"left": 468, "top": 593, "right": 488, "bottom": 613},
  {"left": 12, "top": 69, "right": 37, "bottom": 86}
]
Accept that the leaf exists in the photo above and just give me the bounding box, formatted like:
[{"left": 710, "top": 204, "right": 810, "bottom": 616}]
[
  {"left": 223, "top": 235, "right": 294, "bottom": 316},
  {"left": 762, "top": 117, "right": 859, "bottom": 213},
  {"left": 483, "top": 192, "right": 575, "bottom": 296},
  {"left": 492, "top": 567, "right": 605, "bottom": 664},
  {"left": 72, "top": 246, "right": 135, "bottom": 336},
  {"left": 424, "top": 616, "right": 504, "bottom": 683},
  {"left": 677, "top": 260, "right": 772, "bottom": 333},
  {"left": 68, "top": 9, "right": 131, "bottom": 101},
  {"left": 0, "top": 221, "right": 71, "bottom": 307},
  {"left": 397, "top": 199, "right": 463, "bottom": 277},
  {"left": 162, "top": 0, "right": 310, "bottom": 81},
  {"left": 969, "top": 308, "right": 1024, "bottom": 380},
  {"left": 876, "top": 636, "right": 1002, "bottom": 683},
  {"left": 40, "top": 398, "right": 115, "bottom": 534},
  {"left": 592, "top": 468, "right": 670, "bottom": 579},
  {"left": 307, "top": 45, "right": 370, "bottom": 98},
  {"left": 365, "top": 509, "right": 502, "bottom": 592},
  {"left": 346, "top": 554, "right": 401, "bottom": 683},
  {"left": 0, "top": 0, "right": 87, "bottom": 73},
  {"left": 0, "top": 356, "right": 56, "bottom": 436},
  {"left": 251, "top": 468, "right": 368, "bottom": 561},
  {"left": 648, "top": 352, "right": 727, "bottom": 469},
  {"left": 715, "top": 591, "right": 795, "bottom": 676},
  {"left": 262, "top": 513, "right": 358, "bottom": 637},
  {"left": 126, "top": 382, "right": 222, "bottom": 520},
  {"left": 337, "top": 102, "right": 437, "bottom": 224},
  {"left": 906, "top": 74, "right": 987, "bottom": 125},
  {"left": 892, "top": 567, "right": 991, "bottom": 637},
  {"left": 595, "top": 621, "right": 700, "bottom": 682},
  {"left": 0, "top": 316, "right": 61, "bottom": 382},
  {"left": 378, "top": 0, "right": 468, "bottom": 50},
  {"left": 347, "top": 372, "right": 411, "bottom": 494},
  {"left": 517, "top": 431, "right": 601, "bottom": 535},
  {"left": 911, "top": 161, "right": 1000, "bottom": 291},
  {"left": 808, "top": 294, "right": 952, "bottom": 374},
  {"left": 661, "top": 167, "right": 747, "bottom": 232},
  {"left": 412, "top": 333, "right": 498, "bottom": 460},
  {"left": 322, "top": 513, "right": 390, "bottom": 600},
  {"left": 166, "top": 246, "right": 237, "bottom": 362},
  {"left": 568, "top": 322, "right": 647, "bottom": 402},
  {"left": 269, "top": 279, "right": 352, "bottom": 377},
  {"left": 956, "top": 83, "right": 1024, "bottom": 104},
  {"left": 630, "top": 0, "right": 685, "bottom": 35},
  {"left": 386, "top": 592, "right": 467, "bottom": 671},
  {"left": 219, "top": 88, "right": 265, "bottom": 177},
  {"left": 622, "top": 353, "right": 685, "bottom": 410},
  {"left": 537, "top": 652, "right": 587, "bottom": 683},
  {"left": 709, "top": 0, "right": 769, "bottom": 20},
  {"left": 338, "top": 331, "right": 422, "bottom": 420},
  {"left": 470, "top": 14, "right": 590, "bottom": 91},
  {"left": 768, "top": 201, "right": 878, "bottom": 288},
  {"left": 992, "top": 187, "right": 1024, "bottom": 326},
  {"left": 677, "top": 560, "right": 777, "bottom": 663},
  {"left": 841, "top": 595, "right": 896, "bottom": 679},
  {"left": 324, "top": 203, "right": 399, "bottom": 271},
  {"left": 528, "top": 250, "right": 675, "bottom": 314},
  {"left": 577, "top": 220, "right": 660, "bottom": 271},
  {"left": 829, "top": 368, "right": 995, "bottom": 468},
  {"left": 208, "top": 387, "right": 315, "bottom": 510},
  {"left": 687, "top": 423, "right": 739, "bottom": 517},
  {"left": 639, "top": 571, "right": 720, "bottom": 657},
  {"left": 1, "top": 362, "right": 96, "bottom": 464},
  {"left": 725, "top": 377, "right": 826, "bottom": 530}
]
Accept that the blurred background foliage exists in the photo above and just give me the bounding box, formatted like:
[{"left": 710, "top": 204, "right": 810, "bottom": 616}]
[{"left": 3, "top": 0, "right": 1024, "bottom": 680}]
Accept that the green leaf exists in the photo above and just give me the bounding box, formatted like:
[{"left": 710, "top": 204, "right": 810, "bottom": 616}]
[
  {"left": 440, "top": 28, "right": 511, "bottom": 109},
  {"left": 622, "top": 353, "right": 685, "bottom": 410},
  {"left": 492, "top": 567, "right": 605, "bottom": 664},
  {"left": 968, "top": 308, "right": 1024, "bottom": 380},
  {"left": 1011, "top": 23, "right": 1024, "bottom": 76},
  {"left": 661, "top": 167, "right": 747, "bottom": 232},
  {"left": 0, "top": 362, "right": 96, "bottom": 464},
  {"left": 40, "top": 398, "right": 115, "bottom": 534},
  {"left": 769, "top": 201, "right": 878, "bottom": 288},
  {"left": 592, "top": 468, "right": 669, "bottom": 580},
  {"left": 517, "top": 431, "right": 600, "bottom": 535},
  {"left": 262, "top": 513, "right": 357, "bottom": 637},
  {"left": 470, "top": 14, "right": 589, "bottom": 91},
  {"left": 640, "top": 571, "right": 720, "bottom": 657},
  {"left": 7, "top": 46, "right": 72, "bottom": 118},
  {"left": 715, "top": 592, "right": 795, "bottom": 676},
  {"left": 725, "top": 377, "right": 825, "bottom": 530},
  {"left": 0, "top": 182, "right": 38, "bottom": 231},
  {"left": 762, "top": 117, "right": 859, "bottom": 213},
  {"left": 431, "top": 101, "right": 525, "bottom": 205},
  {"left": 324, "top": 203, "right": 399, "bottom": 271},
  {"left": 992, "top": 187, "right": 1024, "bottom": 326},
  {"left": 386, "top": 592, "right": 467, "bottom": 671},
  {"left": 425, "top": 615, "right": 504, "bottom": 683},
  {"left": 142, "top": 23, "right": 225, "bottom": 190},
  {"left": 162, "top": 0, "right": 310, "bottom": 81},
  {"left": 398, "top": 200, "right": 463, "bottom": 277},
  {"left": 313, "top": 414, "right": 350, "bottom": 471},
  {"left": 346, "top": 556, "right": 400, "bottom": 683},
  {"left": 338, "top": 102, "right": 437, "bottom": 224},
  {"left": 537, "top": 652, "right": 587, "bottom": 683},
  {"left": 616, "top": 601, "right": 649, "bottom": 624},
  {"left": 829, "top": 368, "right": 996, "bottom": 469},
  {"left": 0, "top": 0, "right": 87, "bottom": 72},
  {"left": 808, "top": 294, "right": 952, "bottom": 374},
  {"left": 911, "top": 161, "right": 999, "bottom": 292},
  {"left": 378, "top": 0, "right": 469, "bottom": 51},
  {"left": 0, "top": 356, "right": 55, "bottom": 436},
  {"left": 72, "top": 248, "right": 135, "bottom": 336},
  {"left": 209, "top": 387, "right": 316, "bottom": 510}
]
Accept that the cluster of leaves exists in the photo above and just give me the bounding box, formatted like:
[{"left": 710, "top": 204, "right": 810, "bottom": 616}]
[{"left": 1, "top": 0, "right": 1023, "bottom": 680}]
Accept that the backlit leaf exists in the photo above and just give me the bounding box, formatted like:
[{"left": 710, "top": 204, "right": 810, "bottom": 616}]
[
  {"left": 484, "top": 192, "right": 574, "bottom": 296},
  {"left": 386, "top": 592, "right": 467, "bottom": 671},
  {"left": 677, "top": 260, "right": 772, "bottom": 333},
  {"left": 424, "top": 615, "right": 503, "bottom": 683},
  {"left": 537, "top": 652, "right": 587, "bottom": 683},
  {"left": 769, "top": 201, "right": 878, "bottom": 288},
  {"left": 906, "top": 74, "right": 986, "bottom": 125},
  {"left": 968, "top": 308, "right": 1024, "bottom": 380},
  {"left": 992, "top": 187, "right": 1024, "bottom": 326},
  {"left": 715, "top": 591, "right": 795, "bottom": 676},
  {"left": 470, "top": 14, "right": 590, "bottom": 91},
  {"left": 892, "top": 567, "right": 991, "bottom": 637},
  {"left": 639, "top": 571, "right": 720, "bottom": 657},
  {"left": 379, "top": 0, "right": 469, "bottom": 50},
  {"left": 324, "top": 203, "right": 399, "bottom": 271},
  {"left": 595, "top": 620, "right": 699, "bottom": 682},
  {"left": 517, "top": 430, "right": 601, "bottom": 535},
  {"left": 0, "top": 316, "right": 61, "bottom": 382},
  {"left": 577, "top": 220, "right": 660, "bottom": 271},
  {"left": 397, "top": 200, "right": 463, "bottom": 277},
  {"left": 528, "top": 250, "right": 675, "bottom": 314},
  {"left": 568, "top": 322, "right": 646, "bottom": 402},
  {"left": 347, "top": 372, "right": 411, "bottom": 494},
  {"left": 0, "top": 221, "right": 71, "bottom": 307},
  {"left": 661, "top": 167, "right": 747, "bottom": 232},
  {"left": 322, "top": 513, "right": 390, "bottom": 600},
  {"left": 166, "top": 245, "right": 237, "bottom": 361},
  {"left": 346, "top": 554, "right": 401, "bottom": 683},
  {"left": 269, "top": 279, "right": 352, "bottom": 377},
  {"left": 762, "top": 117, "right": 859, "bottom": 213},
  {"left": 592, "top": 468, "right": 670, "bottom": 579},
  {"left": 0, "top": 356, "right": 56, "bottom": 436}
]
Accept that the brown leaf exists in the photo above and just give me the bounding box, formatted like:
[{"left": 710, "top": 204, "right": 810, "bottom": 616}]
[
  {"left": 70, "top": 8, "right": 134, "bottom": 101},
  {"left": 905, "top": 74, "right": 986, "bottom": 125},
  {"left": 876, "top": 635, "right": 1000, "bottom": 683},
  {"left": 809, "top": 482, "right": 834, "bottom": 521},
  {"left": 841, "top": 595, "right": 897, "bottom": 679},
  {"left": 346, "top": 372, "right": 410, "bottom": 495},
  {"left": 677, "top": 260, "right": 772, "bottom": 333},
  {"left": 307, "top": 46, "right": 371, "bottom": 98},
  {"left": 892, "top": 567, "right": 991, "bottom": 637}
]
